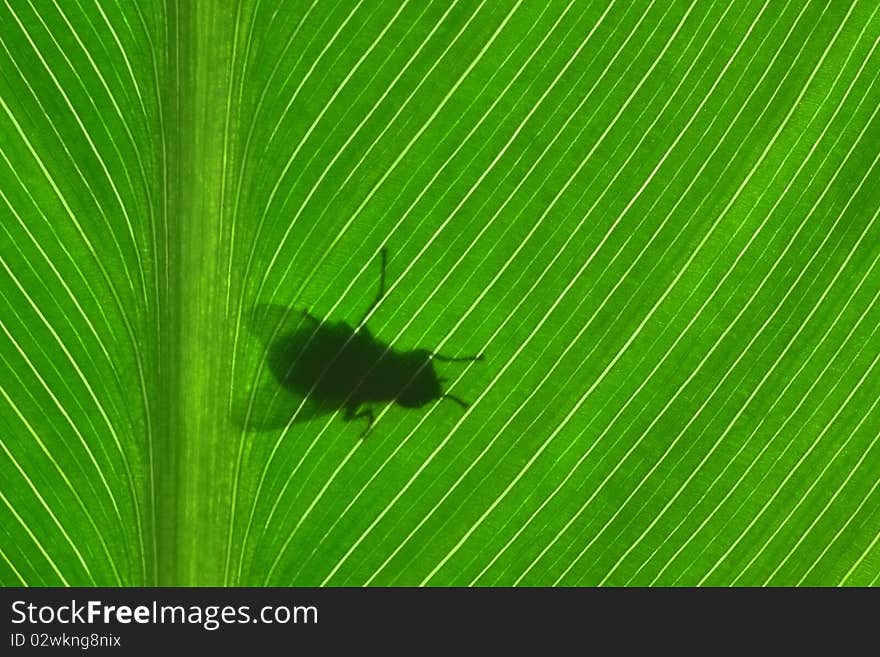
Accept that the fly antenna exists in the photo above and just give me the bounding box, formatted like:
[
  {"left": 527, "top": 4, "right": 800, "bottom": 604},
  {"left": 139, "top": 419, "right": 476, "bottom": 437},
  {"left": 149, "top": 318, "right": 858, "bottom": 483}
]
[
  {"left": 442, "top": 394, "right": 470, "bottom": 409},
  {"left": 432, "top": 352, "right": 484, "bottom": 363}
]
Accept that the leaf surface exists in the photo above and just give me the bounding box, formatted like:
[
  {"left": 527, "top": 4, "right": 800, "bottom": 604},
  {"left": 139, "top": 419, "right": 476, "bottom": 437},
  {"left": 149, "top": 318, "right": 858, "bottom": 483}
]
[{"left": 1, "top": 0, "right": 878, "bottom": 586}]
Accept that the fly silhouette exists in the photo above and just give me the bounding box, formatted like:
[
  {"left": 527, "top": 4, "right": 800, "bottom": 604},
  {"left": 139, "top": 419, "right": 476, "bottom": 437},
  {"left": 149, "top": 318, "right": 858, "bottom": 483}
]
[{"left": 244, "top": 248, "right": 483, "bottom": 436}]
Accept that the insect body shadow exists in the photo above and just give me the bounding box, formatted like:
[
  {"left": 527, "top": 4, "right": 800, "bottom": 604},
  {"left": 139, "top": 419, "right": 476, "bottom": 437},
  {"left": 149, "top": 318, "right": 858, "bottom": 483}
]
[{"left": 242, "top": 249, "right": 483, "bottom": 437}]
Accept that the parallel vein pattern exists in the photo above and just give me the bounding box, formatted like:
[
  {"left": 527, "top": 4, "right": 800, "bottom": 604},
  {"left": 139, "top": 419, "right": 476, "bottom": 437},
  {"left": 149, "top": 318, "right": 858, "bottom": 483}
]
[{"left": 1, "top": 0, "right": 878, "bottom": 586}]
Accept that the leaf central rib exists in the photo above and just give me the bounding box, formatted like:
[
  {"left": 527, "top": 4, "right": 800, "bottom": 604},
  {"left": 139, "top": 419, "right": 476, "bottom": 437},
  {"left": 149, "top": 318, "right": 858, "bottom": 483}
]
[{"left": 157, "top": 0, "right": 239, "bottom": 586}]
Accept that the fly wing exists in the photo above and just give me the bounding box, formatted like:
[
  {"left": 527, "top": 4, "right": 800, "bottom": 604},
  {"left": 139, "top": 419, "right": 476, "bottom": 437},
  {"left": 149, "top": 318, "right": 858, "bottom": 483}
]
[
  {"left": 233, "top": 380, "right": 331, "bottom": 432},
  {"left": 235, "top": 303, "right": 331, "bottom": 432},
  {"left": 250, "top": 303, "right": 317, "bottom": 347}
]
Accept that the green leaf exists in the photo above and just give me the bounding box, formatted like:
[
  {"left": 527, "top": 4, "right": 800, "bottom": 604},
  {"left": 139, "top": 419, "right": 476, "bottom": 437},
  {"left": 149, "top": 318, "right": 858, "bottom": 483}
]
[{"left": 2, "top": 0, "right": 879, "bottom": 586}]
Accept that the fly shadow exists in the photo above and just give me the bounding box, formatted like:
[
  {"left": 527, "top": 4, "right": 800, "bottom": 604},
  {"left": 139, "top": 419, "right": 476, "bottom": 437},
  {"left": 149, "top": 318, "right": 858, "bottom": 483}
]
[{"left": 237, "top": 248, "right": 483, "bottom": 437}]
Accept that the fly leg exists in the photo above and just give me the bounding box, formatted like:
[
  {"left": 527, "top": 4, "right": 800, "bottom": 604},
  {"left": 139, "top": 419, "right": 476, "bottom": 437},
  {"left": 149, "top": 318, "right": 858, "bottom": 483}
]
[
  {"left": 345, "top": 404, "right": 375, "bottom": 438},
  {"left": 301, "top": 308, "right": 320, "bottom": 324},
  {"left": 359, "top": 247, "right": 387, "bottom": 326}
]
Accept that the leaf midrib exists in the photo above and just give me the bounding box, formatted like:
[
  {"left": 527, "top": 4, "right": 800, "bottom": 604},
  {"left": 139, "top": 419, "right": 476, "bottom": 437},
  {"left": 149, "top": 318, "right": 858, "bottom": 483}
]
[{"left": 156, "top": 1, "right": 239, "bottom": 586}]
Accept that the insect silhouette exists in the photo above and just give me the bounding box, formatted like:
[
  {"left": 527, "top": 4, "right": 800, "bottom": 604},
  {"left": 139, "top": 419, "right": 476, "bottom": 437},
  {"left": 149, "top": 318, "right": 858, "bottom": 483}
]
[{"left": 253, "top": 248, "right": 483, "bottom": 437}]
